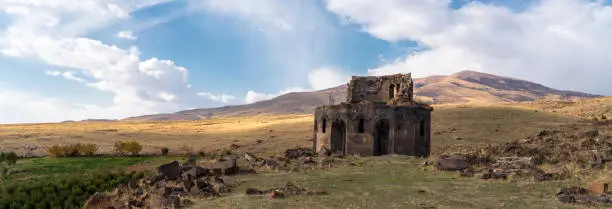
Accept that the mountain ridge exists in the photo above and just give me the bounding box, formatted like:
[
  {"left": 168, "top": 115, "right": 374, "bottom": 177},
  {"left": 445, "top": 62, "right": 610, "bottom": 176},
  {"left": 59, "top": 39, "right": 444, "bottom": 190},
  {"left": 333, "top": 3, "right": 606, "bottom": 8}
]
[{"left": 123, "top": 70, "right": 601, "bottom": 121}]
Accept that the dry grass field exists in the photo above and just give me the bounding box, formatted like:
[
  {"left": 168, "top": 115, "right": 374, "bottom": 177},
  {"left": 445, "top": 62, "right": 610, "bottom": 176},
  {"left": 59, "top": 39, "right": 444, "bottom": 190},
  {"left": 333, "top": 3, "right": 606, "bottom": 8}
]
[
  {"left": 1, "top": 98, "right": 611, "bottom": 208},
  {"left": 0, "top": 101, "right": 592, "bottom": 158}
]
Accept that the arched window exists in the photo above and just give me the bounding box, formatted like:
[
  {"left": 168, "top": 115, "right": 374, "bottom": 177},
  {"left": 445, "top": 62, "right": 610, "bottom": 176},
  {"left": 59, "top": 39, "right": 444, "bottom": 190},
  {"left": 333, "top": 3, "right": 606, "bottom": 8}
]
[
  {"left": 358, "top": 118, "right": 365, "bottom": 133},
  {"left": 420, "top": 120, "right": 425, "bottom": 137},
  {"left": 322, "top": 118, "right": 327, "bottom": 133},
  {"left": 389, "top": 84, "right": 395, "bottom": 99}
]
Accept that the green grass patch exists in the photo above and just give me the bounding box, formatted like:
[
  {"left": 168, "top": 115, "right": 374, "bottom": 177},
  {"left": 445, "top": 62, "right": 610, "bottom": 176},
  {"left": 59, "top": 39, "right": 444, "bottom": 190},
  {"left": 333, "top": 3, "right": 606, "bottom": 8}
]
[
  {"left": 194, "top": 156, "right": 582, "bottom": 209},
  {"left": 5, "top": 156, "right": 180, "bottom": 181}
]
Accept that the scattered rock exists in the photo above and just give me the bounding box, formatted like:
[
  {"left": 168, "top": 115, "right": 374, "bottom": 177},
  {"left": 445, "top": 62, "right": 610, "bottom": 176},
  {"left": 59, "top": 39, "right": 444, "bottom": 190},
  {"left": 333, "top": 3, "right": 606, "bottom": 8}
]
[
  {"left": 589, "top": 182, "right": 609, "bottom": 195},
  {"left": 285, "top": 148, "right": 315, "bottom": 159},
  {"left": 556, "top": 186, "right": 612, "bottom": 205},
  {"left": 158, "top": 161, "right": 182, "bottom": 180},
  {"left": 85, "top": 159, "right": 233, "bottom": 209},
  {"left": 453, "top": 136, "right": 463, "bottom": 140},
  {"left": 436, "top": 155, "right": 470, "bottom": 171}
]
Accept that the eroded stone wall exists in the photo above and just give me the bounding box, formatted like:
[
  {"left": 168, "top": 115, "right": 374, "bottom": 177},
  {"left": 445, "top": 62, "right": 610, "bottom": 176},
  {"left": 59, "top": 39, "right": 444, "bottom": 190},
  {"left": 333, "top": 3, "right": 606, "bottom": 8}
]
[
  {"left": 346, "top": 73, "right": 414, "bottom": 104},
  {"left": 313, "top": 102, "right": 431, "bottom": 157}
]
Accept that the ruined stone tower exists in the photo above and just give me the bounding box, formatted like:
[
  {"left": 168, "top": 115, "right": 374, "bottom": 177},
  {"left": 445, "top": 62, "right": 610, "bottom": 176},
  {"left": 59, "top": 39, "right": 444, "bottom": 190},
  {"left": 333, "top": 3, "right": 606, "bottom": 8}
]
[{"left": 313, "top": 73, "right": 433, "bottom": 157}]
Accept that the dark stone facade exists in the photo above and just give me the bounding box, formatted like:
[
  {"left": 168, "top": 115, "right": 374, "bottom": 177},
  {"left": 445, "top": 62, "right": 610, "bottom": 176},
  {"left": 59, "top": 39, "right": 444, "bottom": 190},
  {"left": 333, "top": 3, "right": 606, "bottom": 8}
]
[{"left": 313, "top": 73, "right": 433, "bottom": 157}]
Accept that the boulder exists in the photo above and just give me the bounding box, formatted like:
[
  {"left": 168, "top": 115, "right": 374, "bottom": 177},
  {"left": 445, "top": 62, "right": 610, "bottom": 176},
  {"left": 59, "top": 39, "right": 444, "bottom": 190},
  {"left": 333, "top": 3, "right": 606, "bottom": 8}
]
[
  {"left": 437, "top": 155, "right": 470, "bottom": 171},
  {"left": 158, "top": 161, "right": 182, "bottom": 180}
]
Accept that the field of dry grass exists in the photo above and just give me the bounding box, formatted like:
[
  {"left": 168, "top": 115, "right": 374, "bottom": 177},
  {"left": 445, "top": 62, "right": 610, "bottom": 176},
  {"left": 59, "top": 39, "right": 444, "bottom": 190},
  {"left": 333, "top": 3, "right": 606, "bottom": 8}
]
[
  {"left": 1, "top": 100, "right": 610, "bottom": 208},
  {"left": 0, "top": 103, "right": 585, "bottom": 158},
  {"left": 0, "top": 115, "right": 313, "bottom": 157}
]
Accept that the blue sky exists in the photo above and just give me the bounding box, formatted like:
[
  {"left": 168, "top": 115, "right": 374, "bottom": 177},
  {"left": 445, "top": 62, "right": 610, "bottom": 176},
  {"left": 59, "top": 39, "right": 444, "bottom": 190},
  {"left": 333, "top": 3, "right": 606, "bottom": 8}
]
[{"left": 1, "top": 0, "right": 612, "bottom": 123}]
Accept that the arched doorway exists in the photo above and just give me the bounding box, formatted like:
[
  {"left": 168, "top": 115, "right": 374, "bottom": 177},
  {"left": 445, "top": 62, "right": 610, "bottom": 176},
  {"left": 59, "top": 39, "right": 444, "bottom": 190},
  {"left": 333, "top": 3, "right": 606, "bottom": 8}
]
[
  {"left": 374, "top": 119, "right": 390, "bottom": 156},
  {"left": 330, "top": 119, "right": 346, "bottom": 155}
]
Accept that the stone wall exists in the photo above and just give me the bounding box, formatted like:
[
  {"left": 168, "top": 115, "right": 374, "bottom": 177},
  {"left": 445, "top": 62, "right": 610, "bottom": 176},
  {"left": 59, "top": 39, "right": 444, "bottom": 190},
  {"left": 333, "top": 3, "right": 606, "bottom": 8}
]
[
  {"left": 313, "top": 102, "right": 432, "bottom": 157},
  {"left": 346, "top": 73, "right": 414, "bottom": 104}
]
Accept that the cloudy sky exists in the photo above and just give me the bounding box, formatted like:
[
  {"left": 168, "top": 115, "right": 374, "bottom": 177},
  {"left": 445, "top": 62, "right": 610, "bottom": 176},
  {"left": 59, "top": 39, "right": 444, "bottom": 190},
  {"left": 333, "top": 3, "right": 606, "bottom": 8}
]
[{"left": 0, "top": 0, "right": 611, "bottom": 124}]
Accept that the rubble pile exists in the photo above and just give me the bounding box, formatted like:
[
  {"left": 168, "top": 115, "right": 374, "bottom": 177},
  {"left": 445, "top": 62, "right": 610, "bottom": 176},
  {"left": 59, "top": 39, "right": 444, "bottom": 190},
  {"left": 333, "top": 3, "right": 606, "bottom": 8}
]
[
  {"left": 83, "top": 157, "right": 239, "bottom": 209},
  {"left": 436, "top": 127, "right": 612, "bottom": 181},
  {"left": 245, "top": 182, "right": 327, "bottom": 199},
  {"left": 556, "top": 186, "right": 612, "bottom": 205},
  {"left": 245, "top": 147, "right": 340, "bottom": 172}
]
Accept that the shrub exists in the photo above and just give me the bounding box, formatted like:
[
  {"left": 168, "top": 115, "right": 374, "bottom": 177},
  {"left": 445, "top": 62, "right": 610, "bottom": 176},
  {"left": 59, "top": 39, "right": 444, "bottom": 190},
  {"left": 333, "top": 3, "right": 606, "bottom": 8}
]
[
  {"left": 78, "top": 144, "right": 98, "bottom": 156},
  {"left": 114, "top": 141, "right": 126, "bottom": 155},
  {"left": 114, "top": 141, "right": 142, "bottom": 156},
  {"left": 123, "top": 141, "right": 142, "bottom": 156},
  {"left": 47, "top": 145, "right": 63, "bottom": 157},
  {"left": 47, "top": 144, "right": 98, "bottom": 157},
  {"left": 60, "top": 144, "right": 80, "bottom": 157},
  {"left": 161, "top": 147, "right": 169, "bottom": 156}
]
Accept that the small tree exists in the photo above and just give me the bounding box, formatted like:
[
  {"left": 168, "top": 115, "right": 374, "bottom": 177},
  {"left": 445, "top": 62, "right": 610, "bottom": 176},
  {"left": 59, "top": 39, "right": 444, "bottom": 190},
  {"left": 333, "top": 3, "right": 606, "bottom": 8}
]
[
  {"left": 160, "top": 147, "right": 169, "bottom": 156},
  {"left": 123, "top": 141, "right": 142, "bottom": 156}
]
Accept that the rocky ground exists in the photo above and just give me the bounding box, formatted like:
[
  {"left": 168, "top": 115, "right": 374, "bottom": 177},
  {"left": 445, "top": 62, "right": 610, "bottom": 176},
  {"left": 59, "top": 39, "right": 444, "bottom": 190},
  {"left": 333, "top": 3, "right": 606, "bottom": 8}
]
[
  {"left": 83, "top": 147, "right": 337, "bottom": 209},
  {"left": 432, "top": 121, "right": 612, "bottom": 206}
]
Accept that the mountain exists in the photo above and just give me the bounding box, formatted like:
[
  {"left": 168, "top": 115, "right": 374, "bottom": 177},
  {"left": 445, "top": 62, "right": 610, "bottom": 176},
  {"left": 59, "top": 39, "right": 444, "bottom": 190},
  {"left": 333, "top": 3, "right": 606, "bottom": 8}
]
[{"left": 124, "top": 70, "right": 600, "bottom": 121}]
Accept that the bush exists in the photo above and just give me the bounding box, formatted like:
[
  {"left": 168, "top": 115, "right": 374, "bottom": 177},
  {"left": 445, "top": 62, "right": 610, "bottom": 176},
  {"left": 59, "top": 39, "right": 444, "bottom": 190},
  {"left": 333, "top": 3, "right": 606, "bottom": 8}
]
[
  {"left": 78, "top": 144, "right": 98, "bottom": 156},
  {"left": 47, "top": 144, "right": 98, "bottom": 157},
  {"left": 161, "top": 147, "right": 169, "bottom": 156},
  {"left": 114, "top": 141, "right": 142, "bottom": 156},
  {"left": 114, "top": 141, "right": 125, "bottom": 155},
  {"left": 60, "top": 144, "right": 80, "bottom": 157},
  {"left": 47, "top": 145, "right": 63, "bottom": 157}
]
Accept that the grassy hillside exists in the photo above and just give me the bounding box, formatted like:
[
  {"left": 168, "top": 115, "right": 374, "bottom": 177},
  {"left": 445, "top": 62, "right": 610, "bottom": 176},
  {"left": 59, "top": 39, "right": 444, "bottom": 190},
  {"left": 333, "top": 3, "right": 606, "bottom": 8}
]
[
  {"left": 124, "top": 71, "right": 599, "bottom": 121},
  {"left": 0, "top": 105, "right": 580, "bottom": 158},
  {"left": 0, "top": 104, "right": 607, "bottom": 208}
]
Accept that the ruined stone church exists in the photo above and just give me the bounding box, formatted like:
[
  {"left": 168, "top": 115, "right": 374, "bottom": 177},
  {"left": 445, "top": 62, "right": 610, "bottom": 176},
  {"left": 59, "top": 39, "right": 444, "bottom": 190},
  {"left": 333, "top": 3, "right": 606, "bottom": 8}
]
[{"left": 313, "top": 73, "right": 433, "bottom": 157}]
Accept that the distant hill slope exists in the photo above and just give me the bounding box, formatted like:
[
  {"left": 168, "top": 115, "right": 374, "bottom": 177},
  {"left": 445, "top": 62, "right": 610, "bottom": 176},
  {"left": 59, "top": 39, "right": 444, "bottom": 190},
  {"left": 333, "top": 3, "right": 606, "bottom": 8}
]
[{"left": 124, "top": 70, "right": 600, "bottom": 121}]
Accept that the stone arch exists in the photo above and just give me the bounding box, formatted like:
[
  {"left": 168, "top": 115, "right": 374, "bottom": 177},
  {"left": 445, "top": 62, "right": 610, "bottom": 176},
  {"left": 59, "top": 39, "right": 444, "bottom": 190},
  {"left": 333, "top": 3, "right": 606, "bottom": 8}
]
[
  {"left": 374, "top": 119, "right": 390, "bottom": 156},
  {"left": 357, "top": 117, "right": 366, "bottom": 133},
  {"left": 330, "top": 118, "right": 346, "bottom": 154},
  {"left": 416, "top": 119, "right": 427, "bottom": 156},
  {"left": 321, "top": 116, "right": 328, "bottom": 133}
]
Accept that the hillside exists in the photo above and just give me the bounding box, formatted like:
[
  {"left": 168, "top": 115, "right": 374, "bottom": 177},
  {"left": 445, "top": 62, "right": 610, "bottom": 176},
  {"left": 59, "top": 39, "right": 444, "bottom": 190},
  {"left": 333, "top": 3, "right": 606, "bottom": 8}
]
[{"left": 124, "top": 70, "right": 600, "bottom": 121}]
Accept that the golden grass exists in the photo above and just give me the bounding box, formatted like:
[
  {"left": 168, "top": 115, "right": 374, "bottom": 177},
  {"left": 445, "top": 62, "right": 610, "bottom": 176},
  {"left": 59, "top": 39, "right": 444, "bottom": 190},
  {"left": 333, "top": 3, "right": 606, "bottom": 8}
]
[
  {"left": 0, "top": 115, "right": 313, "bottom": 156},
  {"left": 0, "top": 104, "right": 582, "bottom": 158}
]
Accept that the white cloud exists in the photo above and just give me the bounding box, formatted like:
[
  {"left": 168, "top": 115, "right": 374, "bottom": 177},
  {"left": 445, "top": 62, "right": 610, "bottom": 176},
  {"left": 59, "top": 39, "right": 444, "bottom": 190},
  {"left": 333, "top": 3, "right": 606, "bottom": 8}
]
[
  {"left": 191, "top": 0, "right": 296, "bottom": 31},
  {"left": 117, "top": 30, "right": 137, "bottom": 40},
  {"left": 0, "top": 0, "right": 239, "bottom": 123},
  {"left": 0, "top": 88, "right": 161, "bottom": 124},
  {"left": 46, "top": 70, "right": 86, "bottom": 82},
  {"left": 244, "top": 87, "right": 306, "bottom": 104},
  {"left": 308, "top": 67, "right": 351, "bottom": 90},
  {"left": 197, "top": 92, "right": 236, "bottom": 103},
  {"left": 325, "top": 0, "right": 612, "bottom": 95},
  {"left": 44, "top": 70, "right": 61, "bottom": 76},
  {"left": 243, "top": 67, "right": 350, "bottom": 104}
]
